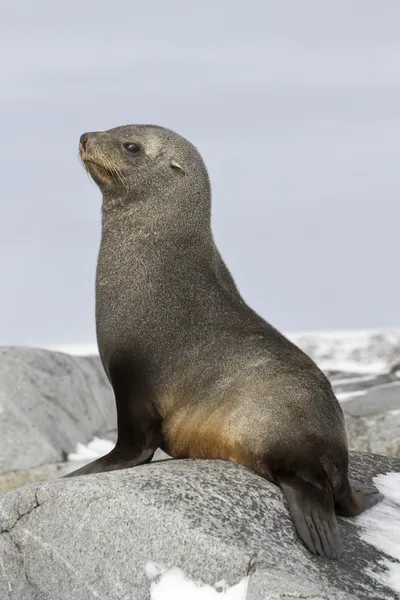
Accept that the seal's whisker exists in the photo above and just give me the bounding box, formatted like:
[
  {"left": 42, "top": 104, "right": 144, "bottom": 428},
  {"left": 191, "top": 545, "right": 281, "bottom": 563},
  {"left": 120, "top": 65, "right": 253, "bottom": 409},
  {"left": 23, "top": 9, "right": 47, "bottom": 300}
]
[
  {"left": 87, "top": 145, "right": 128, "bottom": 189},
  {"left": 96, "top": 148, "right": 123, "bottom": 187},
  {"left": 103, "top": 152, "right": 128, "bottom": 190},
  {"left": 113, "top": 165, "right": 129, "bottom": 190}
]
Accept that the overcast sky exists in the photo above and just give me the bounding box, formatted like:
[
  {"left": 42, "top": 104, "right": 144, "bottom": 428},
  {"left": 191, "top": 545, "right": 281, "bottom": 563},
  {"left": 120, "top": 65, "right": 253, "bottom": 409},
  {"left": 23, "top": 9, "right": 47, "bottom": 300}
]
[{"left": 1, "top": 1, "right": 399, "bottom": 345}]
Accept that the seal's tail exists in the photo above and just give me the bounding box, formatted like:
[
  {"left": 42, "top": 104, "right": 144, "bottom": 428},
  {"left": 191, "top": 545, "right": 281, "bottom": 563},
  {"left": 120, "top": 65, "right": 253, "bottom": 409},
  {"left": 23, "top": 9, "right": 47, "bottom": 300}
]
[{"left": 277, "top": 474, "right": 343, "bottom": 559}]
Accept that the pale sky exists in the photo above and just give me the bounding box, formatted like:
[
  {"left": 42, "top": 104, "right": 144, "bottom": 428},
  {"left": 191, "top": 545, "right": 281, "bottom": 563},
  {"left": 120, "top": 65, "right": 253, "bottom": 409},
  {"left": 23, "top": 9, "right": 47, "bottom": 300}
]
[{"left": 1, "top": 1, "right": 399, "bottom": 345}]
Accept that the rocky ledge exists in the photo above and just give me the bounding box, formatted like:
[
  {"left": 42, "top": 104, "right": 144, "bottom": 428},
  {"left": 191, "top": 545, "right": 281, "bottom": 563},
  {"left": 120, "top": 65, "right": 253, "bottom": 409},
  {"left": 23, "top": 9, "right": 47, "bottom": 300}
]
[{"left": 0, "top": 453, "right": 399, "bottom": 600}]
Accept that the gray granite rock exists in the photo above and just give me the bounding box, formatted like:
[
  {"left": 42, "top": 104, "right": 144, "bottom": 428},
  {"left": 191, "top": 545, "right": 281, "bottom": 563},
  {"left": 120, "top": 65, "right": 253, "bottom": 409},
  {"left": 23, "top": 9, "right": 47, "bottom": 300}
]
[
  {"left": 331, "top": 377, "right": 400, "bottom": 458},
  {"left": 0, "top": 347, "right": 115, "bottom": 473},
  {"left": 342, "top": 382, "right": 400, "bottom": 418},
  {"left": 0, "top": 453, "right": 399, "bottom": 600},
  {"left": 389, "top": 358, "right": 400, "bottom": 377},
  {"left": 331, "top": 372, "right": 399, "bottom": 396}
]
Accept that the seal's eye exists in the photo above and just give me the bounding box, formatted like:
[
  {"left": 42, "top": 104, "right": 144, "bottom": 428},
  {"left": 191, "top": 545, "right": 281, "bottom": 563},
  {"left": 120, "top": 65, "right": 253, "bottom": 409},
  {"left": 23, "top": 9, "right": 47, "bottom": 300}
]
[{"left": 123, "top": 142, "right": 141, "bottom": 155}]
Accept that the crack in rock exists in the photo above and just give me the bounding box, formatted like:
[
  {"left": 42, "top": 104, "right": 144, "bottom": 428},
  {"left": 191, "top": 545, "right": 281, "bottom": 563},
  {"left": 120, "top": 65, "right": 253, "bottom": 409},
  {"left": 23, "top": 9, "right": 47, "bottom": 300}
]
[
  {"left": 0, "top": 488, "right": 42, "bottom": 534},
  {"left": 0, "top": 488, "right": 44, "bottom": 598},
  {"left": 1, "top": 530, "right": 39, "bottom": 598}
]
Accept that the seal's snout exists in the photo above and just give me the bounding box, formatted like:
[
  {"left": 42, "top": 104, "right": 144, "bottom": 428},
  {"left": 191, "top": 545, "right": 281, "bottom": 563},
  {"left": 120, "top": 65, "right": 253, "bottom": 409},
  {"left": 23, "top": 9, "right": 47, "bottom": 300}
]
[
  {"left": 79, "top": 130, "right": 121, "bottom": 186},
  {"left": 79, "top": 132, "right": 94, "bottom": 156},
  {"left": 80, "top": 133, "right": 89, "bottom": 151}
]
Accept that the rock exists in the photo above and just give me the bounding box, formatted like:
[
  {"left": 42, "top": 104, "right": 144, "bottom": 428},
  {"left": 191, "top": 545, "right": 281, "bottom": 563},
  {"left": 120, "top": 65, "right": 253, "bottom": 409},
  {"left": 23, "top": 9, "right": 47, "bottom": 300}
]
[
  {"left": 0, "top": 449, "right": 172, "bottom": 494},
  {"left": 331, "top": 372, "right": 398, "bottom": 397},
  {"left": 341, "top": 382, "right": 400, "bottom": 418},
  {"left": 0, "top": 462, "right": 69, "bottom": 494},
  {"left": 0, "top": 347, "right": 115, "bottom": 473},
  {"left": 390, "top": 358, "right": 400, "bottom": 377},
  {"left": 341, "top": 382, "right": 400, "bottom": 458},
  {"left": 327, "top": 372, "right": 400, "bottom": 457},
  {"left": 0, "top": 453, "right": 399, "bottom": 600}
]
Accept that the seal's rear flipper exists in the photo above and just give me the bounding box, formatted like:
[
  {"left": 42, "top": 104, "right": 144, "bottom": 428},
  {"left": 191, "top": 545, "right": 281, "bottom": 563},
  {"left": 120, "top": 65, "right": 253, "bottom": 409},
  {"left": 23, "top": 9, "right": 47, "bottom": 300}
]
[
  {"left": 334, "top": 477, "right": 383, "bottom": 516},
  {"left": 278, "top": 476, "right": 343, "bottom": 559},
  {"left": 63, "top": 445, "right": 156, "bottom": 478}
]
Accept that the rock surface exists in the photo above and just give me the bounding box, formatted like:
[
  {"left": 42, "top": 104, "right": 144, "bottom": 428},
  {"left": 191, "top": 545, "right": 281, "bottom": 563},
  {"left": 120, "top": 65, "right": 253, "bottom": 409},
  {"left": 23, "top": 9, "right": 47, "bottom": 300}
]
[
  {"left": 0, "top": 452, "right": 399, "bottom": 600},
  {"left": 330, "top": 373, "right": 400, "bottom": 457},
  {"left": 0, "top": 347, "right": 115, "bottom": 473}
]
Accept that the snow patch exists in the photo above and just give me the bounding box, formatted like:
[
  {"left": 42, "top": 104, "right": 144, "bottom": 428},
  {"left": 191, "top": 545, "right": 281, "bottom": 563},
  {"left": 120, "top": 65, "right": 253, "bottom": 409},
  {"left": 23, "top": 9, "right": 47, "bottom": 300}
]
[
  {"left": 67, "top": 437, "right": 114, "bottom": 462},
  {"left": 319, "top": 360, "right": 388, "bottom": 375},
  {"left": 355, "top": 472, "right": 400, "bottom": 594},
  {"left": 289, "top": 329, "right": 400, "bottom": 374},
  {"left": 145, "top": 562, "right": 249, "bottom": 599},
  {"left": 335, "top": 389, "right": 368, "bottom": 402}
]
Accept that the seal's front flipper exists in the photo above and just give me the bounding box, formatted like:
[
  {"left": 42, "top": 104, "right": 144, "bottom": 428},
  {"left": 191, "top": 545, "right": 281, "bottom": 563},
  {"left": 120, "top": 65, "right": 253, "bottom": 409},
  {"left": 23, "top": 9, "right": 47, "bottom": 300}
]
[
  {"left": 335, "top": 477, "right": 383, "bottom": 516},
  {"left": 63, "top": 445, "right": 156, "bottom": 478},
  {"left": 278, "top": 476, "right": 343, "bottom": 559}
]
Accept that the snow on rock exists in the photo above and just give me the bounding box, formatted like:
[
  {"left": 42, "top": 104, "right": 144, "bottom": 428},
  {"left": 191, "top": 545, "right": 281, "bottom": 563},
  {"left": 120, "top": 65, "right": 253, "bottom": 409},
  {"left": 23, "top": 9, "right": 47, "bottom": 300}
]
[
  {"left": 67, "top": 437, "right": 114, "bottom": 462},
  {"left": 289, "top": 329, "right": 400, "bottom": 374},
  {"left": 145, "top": 563, "right": 249, "bottom": 599},
  {"left": 66, "top": 438, "right": 170, "bottom": 470},
  {"left": 335, "top": 389, "right": 368, "bottom": 402},
  {"left": 354, "top": 472, "right": 400, "bottom": 594}
]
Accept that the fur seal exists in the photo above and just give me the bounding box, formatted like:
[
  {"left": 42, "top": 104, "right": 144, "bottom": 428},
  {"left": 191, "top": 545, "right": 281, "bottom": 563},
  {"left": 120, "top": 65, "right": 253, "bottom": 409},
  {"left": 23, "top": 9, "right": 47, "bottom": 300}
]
[{"left": 67, "top": 125, "right": 382, "bottom": 559}]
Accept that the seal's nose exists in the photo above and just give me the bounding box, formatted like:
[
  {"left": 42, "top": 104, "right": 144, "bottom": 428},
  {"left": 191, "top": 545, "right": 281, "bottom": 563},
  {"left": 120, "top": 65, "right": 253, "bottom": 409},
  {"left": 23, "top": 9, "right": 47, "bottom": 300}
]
[{"left": 80, "top": 133, "right": 89, "bottom": 150}]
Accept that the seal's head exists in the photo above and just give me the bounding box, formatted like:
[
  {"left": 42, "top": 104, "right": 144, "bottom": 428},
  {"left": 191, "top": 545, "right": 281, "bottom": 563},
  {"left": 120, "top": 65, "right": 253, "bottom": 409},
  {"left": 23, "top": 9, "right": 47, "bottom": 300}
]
[{"left": 79, "top": 124, "right": 210, "bottom": 205}]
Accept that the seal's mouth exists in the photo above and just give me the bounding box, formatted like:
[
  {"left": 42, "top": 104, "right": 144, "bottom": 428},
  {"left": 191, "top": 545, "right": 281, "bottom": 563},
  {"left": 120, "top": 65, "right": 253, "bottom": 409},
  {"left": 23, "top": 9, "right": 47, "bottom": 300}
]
[
  {"left": 79, "top": 140, "right": 127, "bottom": 188},
  {"left": 80, "top": 151, "right": 114, "bottom": 182},
  {"left": 80, "top": 146, "right": 104, "bottom": 170},
  {"left": 82, "top": 157, "right": 106, "bottom": 170}
]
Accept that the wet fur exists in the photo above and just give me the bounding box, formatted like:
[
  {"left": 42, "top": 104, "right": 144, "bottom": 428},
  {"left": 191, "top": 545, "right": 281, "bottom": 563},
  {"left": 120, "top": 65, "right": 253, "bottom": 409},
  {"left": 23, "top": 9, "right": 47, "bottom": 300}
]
[{"left": 66, "top": 124, "right": 383, "bottom": 558}]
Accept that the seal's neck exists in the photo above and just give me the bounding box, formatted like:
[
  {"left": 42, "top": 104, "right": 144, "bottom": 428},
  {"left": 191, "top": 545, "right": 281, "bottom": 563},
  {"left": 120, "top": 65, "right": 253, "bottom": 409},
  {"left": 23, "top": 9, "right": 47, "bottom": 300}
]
[
  {"left": 101, "top": 176, "right": 212, "bottom": 241},
  {"left": 95, "top": 179, "right": 220, "bottom": 373}
]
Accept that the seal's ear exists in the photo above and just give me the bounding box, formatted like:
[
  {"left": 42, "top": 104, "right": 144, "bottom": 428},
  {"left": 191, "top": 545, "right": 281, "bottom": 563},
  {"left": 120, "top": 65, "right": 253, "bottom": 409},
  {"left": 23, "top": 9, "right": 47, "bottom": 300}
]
[{"left": 170, "top": 160, "right": 185, "bottom": 175}]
